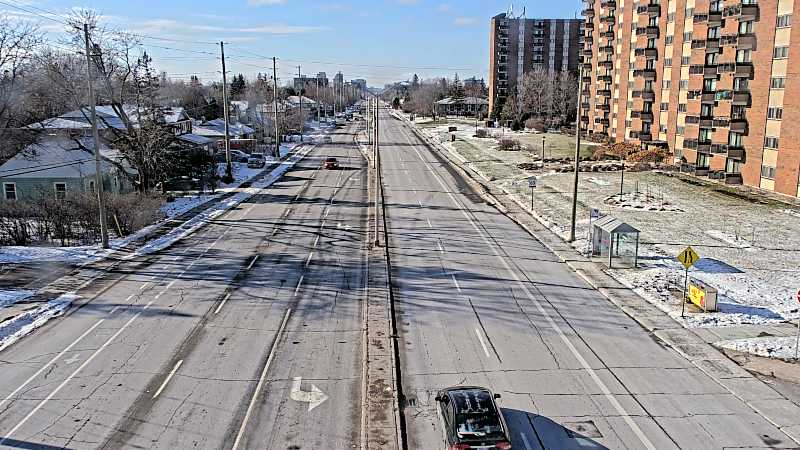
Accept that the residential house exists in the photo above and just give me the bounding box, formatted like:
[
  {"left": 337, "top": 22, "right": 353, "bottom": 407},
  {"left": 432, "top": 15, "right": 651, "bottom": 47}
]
[
  {"left": 0, "top": 136, "right": 136, "bottom": 202},
  {"left": 435, "top": 97, "right": 490, "bottom": 117},
  {"left": 192, "top": 118, "right": 256, "bottom": 152}
]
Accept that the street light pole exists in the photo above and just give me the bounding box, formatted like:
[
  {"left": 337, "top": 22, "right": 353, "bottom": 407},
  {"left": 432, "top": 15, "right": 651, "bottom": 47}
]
[
  {"left": 569, "top": 61, "right": 584, "bottom": 243},
  {"left": 272, "top": 57, "right": 280, "bottom": 159},
  {"left": 298, "top": 66, "right": 303, "bottom": 144},
  {"left": 219, "top": 41, "right": 233, "bottom": 182}
]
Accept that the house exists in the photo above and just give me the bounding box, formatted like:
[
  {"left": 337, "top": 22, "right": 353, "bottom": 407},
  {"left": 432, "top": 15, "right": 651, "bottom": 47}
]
[
  {"left": 192, "top": 118, "right": 256, "bottom": 151},
  {"left": 0, "top": 135, "right": 136, "bottom": 202},
  {"left": 435, "top": 97, "right": 489, "bottom": 117}
]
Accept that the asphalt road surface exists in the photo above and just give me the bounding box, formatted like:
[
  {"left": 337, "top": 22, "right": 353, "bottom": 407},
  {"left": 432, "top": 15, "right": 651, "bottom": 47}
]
[
  {"left": 378, "top": 109, "right": 798, "bottom": 450},
  {"left": 0, "top": 123, "right": 368, "bottom": 449}
]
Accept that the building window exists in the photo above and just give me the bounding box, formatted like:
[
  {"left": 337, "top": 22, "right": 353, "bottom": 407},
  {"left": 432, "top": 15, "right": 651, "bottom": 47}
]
[
  {"left": 662, "top": 79, "right": 671, "bottom": 89},
  {"left": 701, "top": 104, "right": 714, "bottom": 117},
  {"left": 681, "top": 56, "right": 690, "bottom": 66},
  {"left": 665, "top": 35, "right": 674, "bottom": 45},
  {"left": 703, "top": 78, "right": 717, "bottom": 91},
  {"left": 54, "top": 183, "right": 67, "bottom": 200},
  {"left": 777, "top": 15, "right": 792, "bottom": 28},
  {"left": 764, "top": 136, "right": 780, "bottom": 149},
  {"left": 627, "top": 100, "right": 634, "bottom": 108},
  {"left": 683, "top": 32, "right": 692, "bottom": 42},
  {"left": 699, "top": 128, "right": 713, "bottom": 142},
  {"left": 685, "top": 7, "right": 694, "bottom": 18},
  {"left": 665, "top": 57, "right": 673, "bottom": 66},
  {"left": 707, "top": 26, "right": 720, "bottom": 39},
  {"left": 729, "top": 132, "right": 743, "bottom": 147},
  {"left": 771, "top": 77, "right": 786, "bottom": 89},
  {"left": 678, "top": 103, "right": 687, "bottom": 112},
  {"left": 660, "top": 102, "right": 669, "bottom": 111},
  {"left": 659, "top": 124, "right": 668, "bottom": 133},
  {"left": 739, "top": 21, "right": 753, "bottom": 34},
  {"left": 667, "top": 12, "right": 675, "bottom": 22},
  {"left": 625, "top": 120, "right": 632, "bottom": 127},
  {"left": 767, "top": 107, "right": 783, "bottom": 119},
  {"left": 773, "top": 46, "right": 789, "bottom": 59},
  {"left": 705, "top": 52, "right": 719, "bottom": 65},
  {"left": 677, "top": 126, "right": 685, "bottom": 135},
  {"left": 736, "top": 49, "right": 752, "bottom": 63},
  {"left": 761, "top": 165, "right": 776, "bottom": 179},
  {"left": 679, "top": 80, "right": 689, "bottom": 90},
  {"left": 734, "top": 77, "right": 750, "bottom": 91},
  {"left": 3, "top": 183, "right": 16, "bottom": 201}
]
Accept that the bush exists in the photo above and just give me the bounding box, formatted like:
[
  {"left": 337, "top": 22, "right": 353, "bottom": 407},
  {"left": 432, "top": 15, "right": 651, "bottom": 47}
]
[
  {"left": 524, "top": 118, "right": 546, "bottom": 132},
  {"left": 474, "top": 129, "right": 489, "bottom": 138},
  {"left": 106, "top": 193, "right": 165, "bottom": 236},
  {"left": 498, "top": 138, "right": 522, "bottom": 151}
]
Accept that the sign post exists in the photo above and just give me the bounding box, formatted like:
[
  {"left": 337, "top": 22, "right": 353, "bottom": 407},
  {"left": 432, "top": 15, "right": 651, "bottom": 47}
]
[
  {"left": 528, "top": 176, "right": 537, "bottom": 211},
  {"left": 588, "top": 208, "right": 601, "bottom": 257},
  {"left": 795, "top": 289, "right": 800, "bottom": 359},
  {"left": 677, "top": 246, "right": 700, "bottom": 318}
]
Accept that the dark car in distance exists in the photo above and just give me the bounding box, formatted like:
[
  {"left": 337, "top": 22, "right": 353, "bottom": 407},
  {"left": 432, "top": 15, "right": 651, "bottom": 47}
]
[
  {"left": 434, "top": 386, "right": 512, "bottom": 450},
  {"left": 324, "top": 157, "right": 339, "bottom": 169}
]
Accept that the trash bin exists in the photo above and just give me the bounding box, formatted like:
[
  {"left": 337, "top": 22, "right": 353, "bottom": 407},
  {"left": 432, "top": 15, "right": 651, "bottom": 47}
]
[{"left": 451, "top": 134, "right": 456, "bottom": 142}]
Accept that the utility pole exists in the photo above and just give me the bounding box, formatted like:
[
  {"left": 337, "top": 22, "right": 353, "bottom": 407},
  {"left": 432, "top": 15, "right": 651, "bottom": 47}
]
[
  {"left": 272, "top": 57, "right": 280, "bottom": 159},
  {"left": 220, "top": 41, "right": 232, "bottom": 181},
  {"left": 569, "top": 61, "right": 584, "bottom": 243},
  {"left": 316, "top": 76, "right": 320, "bottom": 124},
  {"left": 83, "top": 23, "right": 109, "bottom": 249},
  {"left": 298, "top": 66, "right": 303, "bottom": 143}
]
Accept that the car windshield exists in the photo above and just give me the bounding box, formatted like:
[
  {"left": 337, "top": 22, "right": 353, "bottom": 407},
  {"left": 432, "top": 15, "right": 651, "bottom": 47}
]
[
  {"left": 450, "top": 390, "right": 505, "bottom": 440},
  {"left": 326, "top": 158, "right": 337, "bottom": 162}
]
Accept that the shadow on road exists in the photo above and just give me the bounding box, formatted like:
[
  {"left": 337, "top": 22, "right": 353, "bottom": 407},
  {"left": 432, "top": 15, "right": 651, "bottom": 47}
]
[{"left": 502, "top": 408, "right": 609, "bottom": 450}]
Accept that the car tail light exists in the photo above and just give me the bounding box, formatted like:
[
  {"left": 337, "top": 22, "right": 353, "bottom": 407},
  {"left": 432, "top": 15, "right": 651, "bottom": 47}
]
[
  {"left": 495, "top": 442, "right": 512, "bottom": 450},
  {"left": 450, "top": 445, "right": 470, "bottom": 450}
]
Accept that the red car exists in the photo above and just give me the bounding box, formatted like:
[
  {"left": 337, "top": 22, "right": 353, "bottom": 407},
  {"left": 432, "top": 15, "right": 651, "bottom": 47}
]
[{"left": 324, "top": 157, "right": 339, "bottom": 169}]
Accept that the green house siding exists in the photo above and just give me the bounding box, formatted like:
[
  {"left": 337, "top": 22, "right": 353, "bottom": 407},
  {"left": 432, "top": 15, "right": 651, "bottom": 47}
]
[{"left": 0, "top": 173, "right": 132, "bottom": 202}]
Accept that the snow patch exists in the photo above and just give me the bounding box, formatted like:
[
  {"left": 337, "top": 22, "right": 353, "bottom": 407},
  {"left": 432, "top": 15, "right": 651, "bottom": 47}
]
[
  {"left": 705, "top": 229, "right": 753, "bottom": 249},
  {"left": 586, "top": 177, "right": 611, "bottom": 186},
  {"left": 0, "top": 289, "right": 37, "bottom": 308},
  {"left": 0, "top": 292, "right": 76, "bottom": 353},
  {"left": 718, "top": 335, "right": 800, "bottom": 360},
  {"left": 605, "top": 192, "right": 683, "bottom": 212}
]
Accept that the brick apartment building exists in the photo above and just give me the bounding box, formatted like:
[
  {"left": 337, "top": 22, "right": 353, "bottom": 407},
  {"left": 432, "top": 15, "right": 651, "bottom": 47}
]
[
  {"left": 488, "top": 13, "right": 583, "bottom": 117},
  {"left": 581, "top": 0, "right": 800, "bottom": 198}
]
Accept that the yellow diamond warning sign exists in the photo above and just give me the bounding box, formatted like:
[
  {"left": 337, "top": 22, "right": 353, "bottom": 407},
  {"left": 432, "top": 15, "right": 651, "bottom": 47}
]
[{"left": 677, "top": 246, "right": 700, "bottom": 270}]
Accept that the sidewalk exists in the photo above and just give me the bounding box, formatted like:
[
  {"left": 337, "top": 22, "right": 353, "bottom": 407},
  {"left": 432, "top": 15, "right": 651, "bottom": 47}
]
[{"left": 392, "top": 110, "right": 800, "bottom": 445}]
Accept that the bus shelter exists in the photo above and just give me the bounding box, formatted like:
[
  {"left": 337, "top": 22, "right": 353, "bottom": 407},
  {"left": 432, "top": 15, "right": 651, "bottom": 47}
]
[{"left": 591, "top": 216, "right": 640, "bottom": 268}]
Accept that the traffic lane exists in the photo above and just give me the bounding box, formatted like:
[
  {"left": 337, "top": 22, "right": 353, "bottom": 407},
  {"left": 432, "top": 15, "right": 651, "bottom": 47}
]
[
  {"left": 115, "top": 144, "right": 361, "bottom": 449},
  {"left": 0, "top": 155, "right": 318, "bottom": 446},
  {"left": 383, "top": 115, "right": 796, "bottom": 449},
  {"left": 239, "top": 142, "right": 367, "bottom": 450}
]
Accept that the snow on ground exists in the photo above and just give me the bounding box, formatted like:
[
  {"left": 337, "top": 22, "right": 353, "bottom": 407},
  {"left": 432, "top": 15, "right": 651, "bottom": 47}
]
[
  {"left": 718, "top": 334, "right": 800, "bottom": 360},
  {"left": 0, "top": 292, "right": 76, "bottom": 353},
  {"left": 0, "top": 289, "right": 36, "bottom": 308},
  {"left": 408, "top": 115, "right": 800, "bottom": 358}
]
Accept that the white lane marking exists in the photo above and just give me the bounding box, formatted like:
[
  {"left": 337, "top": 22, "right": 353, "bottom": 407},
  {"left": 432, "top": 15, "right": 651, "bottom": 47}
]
[
  {"left": 417, "top": 200, "right": 423, "bottom": 207},
  {"left": 231, "top": 308, "right": 292, "bottom": 450},
  {"left": 475, "top": 328, "right": 491, "bottom": 359},
  {"left": 290, "top": 376, "right": 329, "bottom": 412},
  {"left": 108, "top": 306, "right": 121, "bottom": 315},
  {"left": 450, "top": 274, "right": 461, "bottom": 292},
  {"left": 305, "top": 252, "right": 314, "bottom": 268},
  {"left": 437, "top": 240, "right": 445, "bottom": 254},
  {"left": 152, "top": 359, "right": 183, "bottom": 399},
  {"left": 172, "top": 255, "right": 182, "bottom": 261},
  {"left": 426, "top": 218, "right": 433, "bottom": 228},
  {"left": 139, "top": 282, "right": 152, "bottom": 291},
  {"left": 214, "top": 293, "right": 232, "bottom": 315},
  {"left": 154, "top": 280, "right": 178, "bottom": 300},
  {"left": 313, "top": 235, "right": 320, "bottom": 247},
  {"left": 0, "top": 301, "right": 155, "bottom": 446},
  {"left": 63, "top": 354, "right": 81, "bottom": 365},
  {"left": 406, "top": 136, "right": 658, "bottom": 450},
  {"left": 520, "top": 432, "right": 533, "bottom": 450},
  {"left": 294, "top": 275, "right": 305, "bottom": 296},
  {"left": 247, "top": 255, "right": 259, "bottom": 270}
]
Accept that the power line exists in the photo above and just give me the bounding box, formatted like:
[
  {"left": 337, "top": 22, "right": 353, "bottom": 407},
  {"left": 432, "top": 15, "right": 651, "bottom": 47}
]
[{"left": 0, "top": 0, "right": 69, "bottom": 26}]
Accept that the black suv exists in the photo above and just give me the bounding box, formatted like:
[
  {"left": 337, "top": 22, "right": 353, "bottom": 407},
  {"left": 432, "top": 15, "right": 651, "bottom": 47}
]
[{"left": 434, "top": 386, "right": 512, "bottom": 449}]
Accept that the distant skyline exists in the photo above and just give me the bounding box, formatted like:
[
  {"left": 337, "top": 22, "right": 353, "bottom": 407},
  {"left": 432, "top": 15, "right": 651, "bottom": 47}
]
[{"left": 6, "top": 1, "right": 584, "bottom": 86}]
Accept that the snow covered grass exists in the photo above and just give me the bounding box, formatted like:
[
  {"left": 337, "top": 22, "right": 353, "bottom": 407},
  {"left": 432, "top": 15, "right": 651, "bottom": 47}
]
[
  {"left": 408, "top": 116, "right": 800, "bottom": 359},
  {"left": 0, "top": 289, "right": 36, "bottom": 308},
  {"left": 0, "top": 292, "right": 76, "bottom": 353},
  {"left": 718, "top": 333, "right": 800, "bottom": 360}
]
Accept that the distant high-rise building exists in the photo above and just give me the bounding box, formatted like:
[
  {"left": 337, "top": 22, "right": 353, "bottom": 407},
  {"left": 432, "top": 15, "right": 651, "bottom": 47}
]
[
  {"left": 334, "top": 72, "right": 344, "bottom": 87},
  {"left": 580, "top": 0, "right": 799, "bottom": 198},
  {"left": 351, "top": 79, "right": 368, "bottom": 91},
  {"left": 488, "top": 13, "right": 583, "bottom": 116}
]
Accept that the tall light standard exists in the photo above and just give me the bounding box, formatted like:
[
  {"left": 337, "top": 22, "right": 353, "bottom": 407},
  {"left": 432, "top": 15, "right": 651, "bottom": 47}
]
[{"left": 569, "top": 58, "right": 585, "bottom": 243}]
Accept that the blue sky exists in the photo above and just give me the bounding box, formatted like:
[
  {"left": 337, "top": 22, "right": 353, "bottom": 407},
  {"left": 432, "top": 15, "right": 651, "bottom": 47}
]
[{"left": 12, "top": 0, "right": 582, "bottom": 86}]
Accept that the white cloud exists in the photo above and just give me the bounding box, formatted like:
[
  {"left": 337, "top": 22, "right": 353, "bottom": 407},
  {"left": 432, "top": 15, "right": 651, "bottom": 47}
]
[
  {"left": 134, "top": 18, "right": 328, "bottom": 35},
  {"left": 452, "top": 16, "right": 478, "bottom": 26},
  {"left": 247, "top": 0, "right": 287, "bottom": 5}
]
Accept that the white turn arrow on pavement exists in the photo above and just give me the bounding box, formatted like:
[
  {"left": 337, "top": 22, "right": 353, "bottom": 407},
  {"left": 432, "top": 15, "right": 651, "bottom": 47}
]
[{"left": 290, "top": 376, "right": 329, "bottom": 412}]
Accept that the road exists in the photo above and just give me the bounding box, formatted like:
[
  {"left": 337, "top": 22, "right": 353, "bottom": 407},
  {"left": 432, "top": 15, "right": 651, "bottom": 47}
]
[
  {"left": 0, "top": 123, "right": 368, "bottom": 449},
  {"left": 378, "top": 108, "right": 798, "bottom": 450}
]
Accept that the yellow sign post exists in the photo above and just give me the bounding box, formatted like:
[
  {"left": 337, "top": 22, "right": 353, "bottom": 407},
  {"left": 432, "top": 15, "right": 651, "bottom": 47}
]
[{"left": 677, "top": 246, "right": 700, "bottom": 318}]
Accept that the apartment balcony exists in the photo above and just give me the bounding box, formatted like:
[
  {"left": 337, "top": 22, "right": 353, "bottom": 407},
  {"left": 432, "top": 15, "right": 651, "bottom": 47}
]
[
  {"left": 600, "top": 45, "right": 614, "bottom": 53},
  {"left": 691, "top": 39, "right": 706, "bottom": 49},
  {"left": 582, "top": 8, "right": 595, "bottom": 17},
  {"left": 685, "top": 115, "right": 700, "bottom": 124},
  {"left": 633, "top": 68, "right": 657, "bottom": 79},
  {"left": 600, "top": 0, "right": 616, "bottom": 7},
  {"left": 701, "top": 92, "right": 717, "bottom": 103},
  {"left": 637, "top": 132, "right": 653, "bottom": 141},
  {"left": 704, "top": 66, "right": 719, "bottom": 77},
  {"left": 601, "top": 15, "right": 615, "bottom": 23},
  {"left": 737, "top": 34, "right": 757, "bottom": 50},
  {"left": 708, "top": 11, "right": 723, "bottom": 24},
  {"left": 600, "top": 30, "right": 615, "bottom": 38},
  {"left": 585, "top": 22, "right": 595, "bottom": 29},
  {"left": 582, "top": 102, "right": 591, "bottom": 110},
  {"left": 648, "top": 3, "right": 661, "bottom": 16},
  {"left": 635, "top": 47, "right": 658, "bottom": 58},
  {"left": 689, "top": 65, "right": 706, "bottom": 75},
  {"left": 641, "top": 90, "right": 655, "bottom": 101},
  {"left": 716, "top": 63, "right": 736, "bottom": 74},
  {"left": 597, "top": 89, "right": 612, "bottom": 97},
  {"left": 582, "top": 76, "right": 592, "bottom": 84},
  {"left": 581, "top": 115, "right": 590, "bottom": 123},
  {"left": 713, "top": 118, "right": 730, "bottom": 128},
  {"left": 635, "top": 26, "right": 660, "bottom": 38},
  {"left": 699, "top": 117, "right": 715, "bottom": 127},
  {"left": 729, "top": 118, "right": 748, "bottom": 134},
  {"left": 584, "top": 36, "right": 594, "bottom": 46},
  {"left": 706, "top": 38, "right": 720, "bottom": 50},
  {"left": 740, "top": 3, "right": 759, "bottom": 19},
  {"left": 600, "top": 60, "right": 614, "bottom": 68},
  {"left": 631, "top": 110, "right": 654, "bottom": 121},
  {"left": 697, "top": 141, "right": 712, "bottom": 153},
  {"left": 725, "top": 173, "right": 743, "bottom": 185},
  {"left": 595, "top": 117, "right": 610, "bottom": 125},
  {"left": 735, "top": 63, "right": 754, "bottom": 78},
  {"left": 597, "top": 103, "right": 611, "bottom": 112},
  {"left": 583, "top": 49, "right": 594, "bottom": 57},
  {"left": 727, "top": 146, "right": 745, "bottom": 159},
  {"left": 598, "top": 74, "right": 613, "bottom": 82}
]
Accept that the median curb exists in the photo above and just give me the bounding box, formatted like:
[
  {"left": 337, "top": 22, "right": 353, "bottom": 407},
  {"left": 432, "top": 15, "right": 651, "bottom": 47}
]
[{"left": 391, "top": 111, "right": 800, "bottom": 446}]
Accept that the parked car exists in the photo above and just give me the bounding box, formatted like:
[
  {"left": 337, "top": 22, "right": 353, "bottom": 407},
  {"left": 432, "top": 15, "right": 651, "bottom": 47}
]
[
  {"left": 214, "top": 150, "right": 249, "bottom": 163},
  {"left": 156, "top": 176, "right": 201, "bottom": 192},
  {"left": 323, "top": 157, "right": 339, "bottom": 169},
  {"left": 322, "top": 136, "right": 333, "bottom": 144},
  {"left": 434, "top": 386, "right": 511, "bottom": 450},
  {"left": 247, "top": 153, "right": 266, "bottom": 168}
]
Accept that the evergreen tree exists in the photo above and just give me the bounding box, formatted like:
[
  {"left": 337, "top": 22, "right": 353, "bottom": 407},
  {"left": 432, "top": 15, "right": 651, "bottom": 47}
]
[
  {"left": 411, "top": 73, "right": 420, "bottom": 89},
  {"left": 230, "top": 74, "right": 247, "bottom": 99},
  {"left": 450, "top": 73, "right": 465, "bottom": 115}
]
